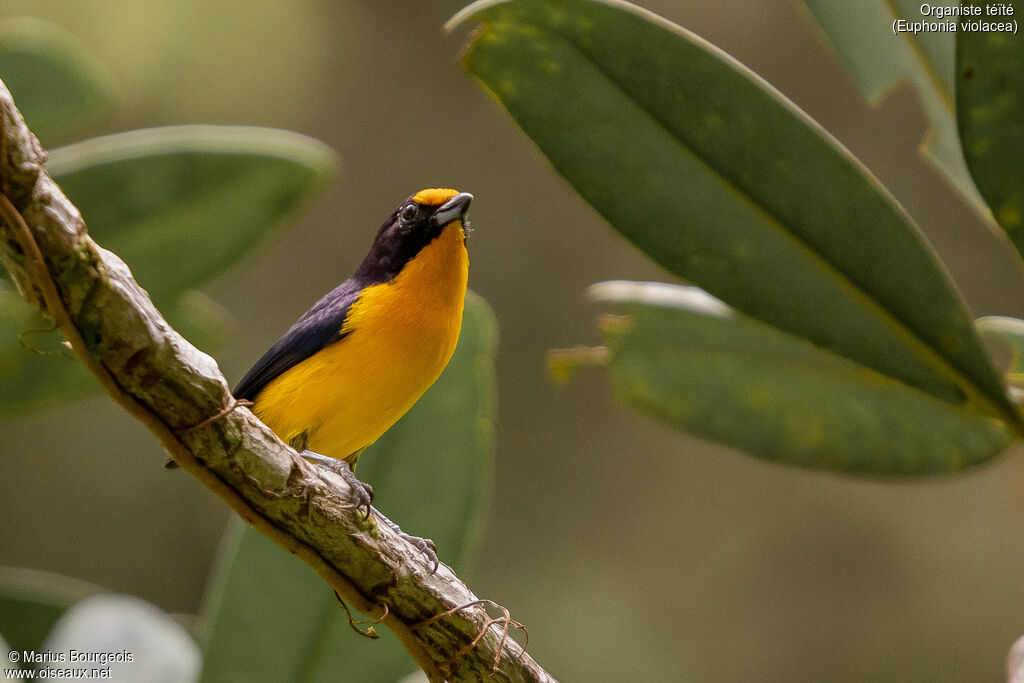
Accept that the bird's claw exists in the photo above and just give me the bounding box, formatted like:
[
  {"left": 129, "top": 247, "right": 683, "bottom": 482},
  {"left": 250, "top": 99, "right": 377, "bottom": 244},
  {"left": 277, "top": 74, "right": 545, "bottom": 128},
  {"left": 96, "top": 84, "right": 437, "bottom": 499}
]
[
  {"left": 350, "top": 479, "right": 374, "bottom": 518},
  {"left": 399, "top": 532, "right": 439, "bottom": 574},
  {"left": 333, "top": 462, "right": 373, "bottom": 518},
  {"left": 376, "top": 510, "right": 439, "bottom": 573},
  {"left": 299, "top": 450, "right": 437, "bottom": 570},
  {"left": 300, "top": 449, "right": 373, "bottom": 517}
]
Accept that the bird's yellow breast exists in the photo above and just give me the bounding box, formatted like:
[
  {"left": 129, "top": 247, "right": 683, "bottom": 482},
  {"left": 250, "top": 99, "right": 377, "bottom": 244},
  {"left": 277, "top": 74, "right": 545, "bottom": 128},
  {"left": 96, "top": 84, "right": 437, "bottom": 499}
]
[{"left": 252, "top": 222, "right": 469, "bottom": 461}]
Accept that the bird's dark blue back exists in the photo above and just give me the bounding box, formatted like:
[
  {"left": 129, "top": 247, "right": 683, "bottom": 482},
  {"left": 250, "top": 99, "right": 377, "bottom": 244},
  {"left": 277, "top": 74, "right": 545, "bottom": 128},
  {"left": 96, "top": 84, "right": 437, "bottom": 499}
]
[{"left": 233, "top": 278, "right": 367, "bottom": 400}]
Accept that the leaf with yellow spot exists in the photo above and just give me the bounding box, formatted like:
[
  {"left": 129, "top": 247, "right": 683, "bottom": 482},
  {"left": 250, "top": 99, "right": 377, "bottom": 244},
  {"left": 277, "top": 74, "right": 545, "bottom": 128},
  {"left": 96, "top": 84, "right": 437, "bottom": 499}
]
[
  {"left": 957, "top": 14, "right": 1024, "bottom": 262},
  {"left": 574, "top": 281, "right": 1012, "bottom": 475}
]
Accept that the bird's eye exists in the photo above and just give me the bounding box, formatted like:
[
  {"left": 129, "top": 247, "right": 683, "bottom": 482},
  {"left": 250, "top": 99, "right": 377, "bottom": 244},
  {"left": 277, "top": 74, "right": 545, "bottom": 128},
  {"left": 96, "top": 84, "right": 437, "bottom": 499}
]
[{"left": 400, "top": 204, "right": 418, "bottom": 222}]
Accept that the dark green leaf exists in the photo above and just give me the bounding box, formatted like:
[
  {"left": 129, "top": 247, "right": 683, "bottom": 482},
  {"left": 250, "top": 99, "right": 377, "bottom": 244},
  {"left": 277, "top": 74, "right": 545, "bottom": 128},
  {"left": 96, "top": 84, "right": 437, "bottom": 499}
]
[
  {"left": 578, "top": 281, "right": 1013, "bottom": 474},
  {"left": 0, "top": 127, "right": 334, "bottom": 412},
  {"left": 451, "top": 0, "right": 1018, "bottom": 430},
  {"left": 49, "top": 125, "right": 337, "bottom": 304},
  {"left": 0, "top": 17, "right": 113, "bottom": 141},
  {"left": 795, "top": 0, "right": 984, "bottom": 209},
  {"left": 957, "top": 17, "right": 1024, "bottom": 259},
  {"left": 0, "top": 566, "right": 104, "bottom": 653},
  {"left": 199, "top": 293, "right": 497, "bottom": 682}
]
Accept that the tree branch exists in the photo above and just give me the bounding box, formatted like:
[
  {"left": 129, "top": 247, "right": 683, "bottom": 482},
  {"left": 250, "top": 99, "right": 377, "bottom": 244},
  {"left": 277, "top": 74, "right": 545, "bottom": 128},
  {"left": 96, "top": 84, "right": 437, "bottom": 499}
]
[{"left": 0, "top": 79, "right": 556, "bottom": 683}]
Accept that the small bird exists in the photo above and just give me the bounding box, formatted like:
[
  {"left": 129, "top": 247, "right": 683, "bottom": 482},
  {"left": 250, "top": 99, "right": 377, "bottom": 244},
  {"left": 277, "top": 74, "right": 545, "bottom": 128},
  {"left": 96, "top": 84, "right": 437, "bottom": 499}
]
[{"left": 233, "top": 188, "right": 473, "bottom": 564}]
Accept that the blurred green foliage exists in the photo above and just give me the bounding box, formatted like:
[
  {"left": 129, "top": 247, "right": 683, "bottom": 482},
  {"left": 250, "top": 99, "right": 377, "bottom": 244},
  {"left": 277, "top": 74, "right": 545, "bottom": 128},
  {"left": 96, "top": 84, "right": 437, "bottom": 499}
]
[
  {"left": 0, "top": 124, "right": 337, "bottom": 411},
  {"left": 451, "top": 0, "right": 1024, "bottom": 474},
  {"left": 0, "top": 20, "right": 340, "bottom": 413},
  {"left": 0, "top": 567, "right": 104, "bottom": 654},
  {"left": 0, "top": 17, "right": 112, "bottom": 142}
]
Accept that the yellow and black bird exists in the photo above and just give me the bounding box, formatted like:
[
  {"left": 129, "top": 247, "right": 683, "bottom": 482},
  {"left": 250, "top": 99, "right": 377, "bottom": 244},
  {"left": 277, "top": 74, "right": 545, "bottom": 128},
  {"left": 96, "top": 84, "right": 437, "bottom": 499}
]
[{"left": 233, "top": 188, "right": 473, "bottom": 562}]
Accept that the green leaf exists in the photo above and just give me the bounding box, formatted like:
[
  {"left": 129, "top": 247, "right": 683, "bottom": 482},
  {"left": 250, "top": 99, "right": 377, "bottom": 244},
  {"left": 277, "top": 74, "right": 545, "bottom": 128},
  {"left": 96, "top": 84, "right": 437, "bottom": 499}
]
[
  {"left": 450, "top": 0, "right": 1018, "bottom": 429},
  {"left": 0, "top": 17, "right": 113, "bottom": 141},
  {"left": 165, "top": 290, "right": 238, "bottom": 354},
  {"left": 0, "top": 127, "right": 335, "bottom": 413},
  {"left": 578, "top": 281, "right": 1013, "bottom": 474},
  {"left": 199, "top": 521, "right": 347, "bottom": 683},
  {"left": 957, "top": 17, "right": 1024, "bottom": 259},
  {"left": 0, "top": 566, "right": 105, "bottom": 654},
  {"left": 199, "top": 293, "right": 497, "bottom": 682},
  {"left": 49, "top": 125, "right": 338, "bottom": 304},
  {"left": 794, "top": 0, "right": 985, "bottom": 210}
]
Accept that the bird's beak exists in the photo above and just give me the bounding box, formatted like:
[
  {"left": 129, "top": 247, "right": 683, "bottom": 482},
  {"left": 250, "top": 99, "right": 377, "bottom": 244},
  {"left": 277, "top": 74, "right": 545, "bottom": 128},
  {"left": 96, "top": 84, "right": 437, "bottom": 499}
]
[{"left": 432, "top": 192, "right": 473, "bottom": 228}]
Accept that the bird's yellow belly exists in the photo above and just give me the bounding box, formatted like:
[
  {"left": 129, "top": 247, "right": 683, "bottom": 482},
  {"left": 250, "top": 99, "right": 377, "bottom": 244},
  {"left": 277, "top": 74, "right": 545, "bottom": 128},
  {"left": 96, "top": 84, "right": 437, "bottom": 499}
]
[{"left": 252, "top": 224, "right": 468, "bottom": 461}]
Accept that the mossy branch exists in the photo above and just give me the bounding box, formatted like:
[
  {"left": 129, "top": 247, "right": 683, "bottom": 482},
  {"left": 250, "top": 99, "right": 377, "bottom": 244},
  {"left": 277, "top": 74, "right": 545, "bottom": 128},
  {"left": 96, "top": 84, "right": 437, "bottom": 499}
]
[{"left": 0, "top": 79, "right": 555, "bottom": 683}]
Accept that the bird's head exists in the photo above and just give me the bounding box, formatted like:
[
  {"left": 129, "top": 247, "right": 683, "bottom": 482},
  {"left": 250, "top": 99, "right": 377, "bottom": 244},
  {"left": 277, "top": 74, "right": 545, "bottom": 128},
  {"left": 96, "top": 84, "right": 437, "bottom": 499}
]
[{"left": 356, "top": 188, "right": 473, "bottom": 283}]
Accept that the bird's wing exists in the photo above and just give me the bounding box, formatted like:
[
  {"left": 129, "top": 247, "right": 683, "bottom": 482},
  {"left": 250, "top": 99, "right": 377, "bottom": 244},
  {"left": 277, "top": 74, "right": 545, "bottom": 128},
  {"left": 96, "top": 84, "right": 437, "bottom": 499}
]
[{"left": 233, "top": 279, "right": 364, "bottom": 400}]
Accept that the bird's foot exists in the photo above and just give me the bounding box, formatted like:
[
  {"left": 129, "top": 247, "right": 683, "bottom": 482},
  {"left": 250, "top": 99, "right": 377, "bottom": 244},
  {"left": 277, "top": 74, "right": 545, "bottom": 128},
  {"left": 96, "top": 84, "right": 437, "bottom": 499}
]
[
  {"left": 297, "top": 450, "right": 435, "bottom": 571},
  {"left": 299, "top": 449, "right": 373, "bottom": 517},
  {"left": 399, "top": 532, "right": 439, "bottom": 575},
  {"left": 374, "top": 508, "right": 439, "bottom": 574}
]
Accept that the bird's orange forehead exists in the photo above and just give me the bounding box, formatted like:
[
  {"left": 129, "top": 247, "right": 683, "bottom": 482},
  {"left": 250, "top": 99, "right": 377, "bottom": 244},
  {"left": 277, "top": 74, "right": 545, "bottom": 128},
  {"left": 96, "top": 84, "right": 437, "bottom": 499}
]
[{"left": 412, "top": 188, "right": 459, "bottom": 206}]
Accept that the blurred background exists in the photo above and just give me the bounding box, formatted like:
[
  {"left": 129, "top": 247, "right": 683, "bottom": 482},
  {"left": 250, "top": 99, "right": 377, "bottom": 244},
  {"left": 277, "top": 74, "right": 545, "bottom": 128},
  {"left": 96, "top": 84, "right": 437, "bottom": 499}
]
[{"left": 2, "top": 0, "right": 1024, "bottom": 681}]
